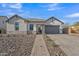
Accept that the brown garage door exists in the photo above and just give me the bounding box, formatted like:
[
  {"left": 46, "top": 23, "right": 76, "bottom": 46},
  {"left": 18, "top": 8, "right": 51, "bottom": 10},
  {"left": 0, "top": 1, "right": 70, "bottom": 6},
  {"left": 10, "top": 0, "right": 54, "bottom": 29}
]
[{"left": 45, "top": 25, "right": 60, "bottom": 34}]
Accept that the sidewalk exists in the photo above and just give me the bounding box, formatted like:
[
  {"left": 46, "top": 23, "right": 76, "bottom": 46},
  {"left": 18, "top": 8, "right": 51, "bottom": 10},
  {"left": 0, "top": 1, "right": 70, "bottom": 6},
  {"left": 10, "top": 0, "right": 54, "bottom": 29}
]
[{"left": 31, "top": 35, "right": 50, "bottom": 56}]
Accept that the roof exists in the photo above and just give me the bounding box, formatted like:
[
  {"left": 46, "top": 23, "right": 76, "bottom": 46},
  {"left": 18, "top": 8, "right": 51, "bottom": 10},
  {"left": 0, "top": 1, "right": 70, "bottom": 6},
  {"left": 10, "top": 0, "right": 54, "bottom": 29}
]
[
  {"left": 46, "top": 16, "right": 64, "bottom": 24},
  {"left": 25, "top": 18, "right": 45, "bottom": 23},
  {"left": 5, "top": 15, "right": 64, "bottom": 24},
  {"left": 6, "top": 14, "right": 29, "bottom": 22},
  {"left": 27, "top": 18, "right": 45, "bottom": 21},
  {"left": 0, "top": 16, "right": 8, "bottom": 21}
]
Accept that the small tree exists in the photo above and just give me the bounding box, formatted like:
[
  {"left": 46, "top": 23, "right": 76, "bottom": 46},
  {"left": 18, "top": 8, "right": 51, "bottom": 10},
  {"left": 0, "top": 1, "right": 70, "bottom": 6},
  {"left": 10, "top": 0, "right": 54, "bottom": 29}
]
[
  {"left": 72, "top": 22, "right": 79, "bottom": 31},
  {"left": 73, "top": 22, "right": 79, "bottom": 26}
]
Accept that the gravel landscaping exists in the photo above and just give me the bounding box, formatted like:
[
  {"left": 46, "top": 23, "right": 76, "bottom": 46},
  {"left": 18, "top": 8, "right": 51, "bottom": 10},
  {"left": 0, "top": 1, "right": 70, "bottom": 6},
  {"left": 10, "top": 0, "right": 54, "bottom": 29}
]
[
  {"left": 43, "top": 34, "right": 66, "bottom": 56},
  {"left": 0, "top": 34, "right": 36, "bottom": 56}
]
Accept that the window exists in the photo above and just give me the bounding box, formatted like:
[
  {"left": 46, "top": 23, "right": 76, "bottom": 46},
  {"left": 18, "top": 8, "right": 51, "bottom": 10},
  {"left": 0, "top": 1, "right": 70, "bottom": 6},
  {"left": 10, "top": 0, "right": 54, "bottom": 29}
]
[
  {"left": 15, "top": 22, "right": 19, "bottom": 30},
  {"left": 29, "top": 24, "right": 33, "bottom": 30}
]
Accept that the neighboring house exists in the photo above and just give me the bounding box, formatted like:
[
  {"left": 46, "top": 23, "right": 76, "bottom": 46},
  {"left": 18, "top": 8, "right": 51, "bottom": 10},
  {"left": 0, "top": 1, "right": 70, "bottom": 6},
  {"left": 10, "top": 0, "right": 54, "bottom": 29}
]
[
  {"left": 0, "top": 16, "right": 8, "bottom": 33},
  {"left": 0, "top": 15, "right": 64, "bottom": 34}
]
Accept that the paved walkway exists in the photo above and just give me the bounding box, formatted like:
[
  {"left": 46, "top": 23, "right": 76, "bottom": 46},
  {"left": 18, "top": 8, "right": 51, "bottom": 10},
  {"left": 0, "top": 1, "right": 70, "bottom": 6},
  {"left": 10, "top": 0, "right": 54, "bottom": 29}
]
[
  {"left": 31, "top": 35, "right": 50, "bottom": 56},
  {"left": 48, "top": 34, "right": 79, "bottom": 56}
]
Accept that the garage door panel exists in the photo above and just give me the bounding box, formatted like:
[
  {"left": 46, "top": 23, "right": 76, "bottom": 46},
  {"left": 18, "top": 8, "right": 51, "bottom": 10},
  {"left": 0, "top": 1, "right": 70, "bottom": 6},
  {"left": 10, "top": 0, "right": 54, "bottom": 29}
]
[{"left": 45, "top": 25, "right": 60, "bottom": 34}]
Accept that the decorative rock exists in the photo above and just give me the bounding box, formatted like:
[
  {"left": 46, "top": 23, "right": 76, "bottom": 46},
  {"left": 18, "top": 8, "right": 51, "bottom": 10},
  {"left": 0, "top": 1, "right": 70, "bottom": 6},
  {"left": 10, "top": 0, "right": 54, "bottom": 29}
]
[{"left": 0, "top": 34, "right": 36, "bottom": 56}]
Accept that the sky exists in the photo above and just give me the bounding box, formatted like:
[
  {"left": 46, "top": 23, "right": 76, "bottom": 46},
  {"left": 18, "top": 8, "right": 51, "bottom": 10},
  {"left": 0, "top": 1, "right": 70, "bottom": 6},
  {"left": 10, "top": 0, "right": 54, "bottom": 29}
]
[{"left": 0, "top": 3, "right": 79, "bottom": 24}]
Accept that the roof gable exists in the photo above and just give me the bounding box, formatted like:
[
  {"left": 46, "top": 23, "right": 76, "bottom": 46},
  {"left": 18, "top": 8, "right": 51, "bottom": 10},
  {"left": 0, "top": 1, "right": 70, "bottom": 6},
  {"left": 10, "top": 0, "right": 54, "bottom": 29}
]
[
  {"left": 6, "top": 14, "right": 28, "bottom": 22},
  {"left": 46, "top": 17, "right": 64, "bottom": 24}
]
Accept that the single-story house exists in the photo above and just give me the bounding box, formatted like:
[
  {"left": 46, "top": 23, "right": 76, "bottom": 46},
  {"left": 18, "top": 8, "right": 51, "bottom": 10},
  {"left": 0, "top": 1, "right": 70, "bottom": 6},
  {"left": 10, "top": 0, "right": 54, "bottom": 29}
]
[{"left": 0, "top": 15, "right": 64, "bottom": 34}]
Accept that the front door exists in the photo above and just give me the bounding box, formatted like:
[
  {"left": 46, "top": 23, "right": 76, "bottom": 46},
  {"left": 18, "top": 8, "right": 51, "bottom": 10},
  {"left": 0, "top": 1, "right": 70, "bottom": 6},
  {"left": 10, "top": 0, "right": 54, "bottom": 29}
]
[{"left": 37, "top": 25, "right": 43, "bottom": 34}]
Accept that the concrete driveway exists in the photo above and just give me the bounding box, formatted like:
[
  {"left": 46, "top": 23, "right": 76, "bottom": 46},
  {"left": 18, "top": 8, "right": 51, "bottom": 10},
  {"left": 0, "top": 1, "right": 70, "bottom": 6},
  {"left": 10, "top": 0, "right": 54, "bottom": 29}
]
[{"left": 48, "top": 34, "right": 79, "bottom": 56}]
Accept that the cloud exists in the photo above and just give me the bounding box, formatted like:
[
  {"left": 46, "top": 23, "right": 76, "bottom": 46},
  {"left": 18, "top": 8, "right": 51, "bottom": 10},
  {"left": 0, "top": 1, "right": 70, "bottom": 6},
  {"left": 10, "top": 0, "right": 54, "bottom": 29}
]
[
  {"left": 0, "top": 3, "right": 23, "bottom": 15},
  {"left": 9, "top": 4, "right": 22, "bottom": 9},
  {"left": 1, "top": 3, "right": 22, "bottom": 9},
  {"left": 48, "top": 3, "right": 58, "bottom": 7},
  {"left": 2, "top": 4, "right": 6, "bottom": 7},
  {"left": 41, "top": 3, "right": 63, "bottom": 11},
  {"left": 66, "top": 13, "right": 79, "bottom": 18},
  {"left": 48, "top": 7, "right": 62, "bottom": 11},
  {"left": 0, "top": 4, "right": 31, "bottom": 18},
  {"left": 48, "top": 4, "right": 64, "bottom": 11},
  {"left": 48, "top": 4, "right": 59, "bottom": 11}
]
